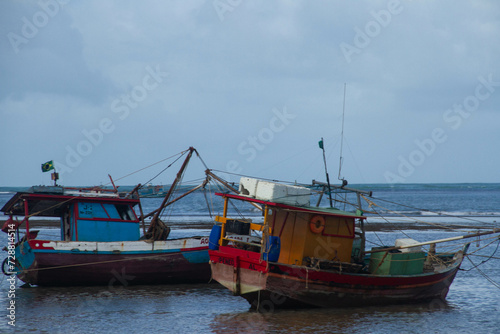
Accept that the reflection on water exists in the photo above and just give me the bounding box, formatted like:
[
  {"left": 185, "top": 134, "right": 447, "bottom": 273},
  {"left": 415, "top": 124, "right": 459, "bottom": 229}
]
[
  {"left": 5, "top": 283, "right": 247, "bottom": 333},
  {"left": 210, "top": 302, "right": 458, "bottom": 334},
  {"left": 2, "top": 273, "right": 497, "bottom": 334}
]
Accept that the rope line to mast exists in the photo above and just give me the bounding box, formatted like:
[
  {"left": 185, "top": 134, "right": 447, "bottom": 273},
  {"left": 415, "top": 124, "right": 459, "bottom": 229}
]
[
  {"left": 102, "top": 150, "right": 187, "bottom": 185},
  {"left": 366, "top": 194, "right": 497, "bottom": 227},
  {"left": 361, "top": 195, "right": 477, "bottom": 231},
  {"left": 140, "top": 150, "right": 188, "bottom": 188}
]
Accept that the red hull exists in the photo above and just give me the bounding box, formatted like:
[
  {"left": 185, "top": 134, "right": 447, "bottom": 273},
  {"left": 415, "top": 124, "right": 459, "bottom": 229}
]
[
  {"left": 19, "top": 251, "right": 211, "bottom": 286},
  {"left": 209, "top": 247, "right": 464, "bottom": 309},
  {"left": 243, "top": 264, "right": 459, "bottom": 309}
]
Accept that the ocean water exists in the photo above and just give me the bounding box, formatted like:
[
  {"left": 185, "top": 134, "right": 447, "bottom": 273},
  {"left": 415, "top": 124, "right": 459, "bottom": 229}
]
[{"left": 0, "top": 183, "right": 499, "bottom": 333}]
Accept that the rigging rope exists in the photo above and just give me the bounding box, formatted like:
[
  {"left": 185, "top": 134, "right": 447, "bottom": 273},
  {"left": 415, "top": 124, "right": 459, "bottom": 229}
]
[
  {"left": 140, "top": 150, "right": 187, "bottom": 188},
  {"left": 203, "top": 184, "right": 213, "bottom": 219},
  {"left": 367, "top": 204, "right": 415, "bottom": 241},
  {"left": 195, "top": 150, "right": 210, "bottom": 171},
  {"left": 367, "top": 194, "right": 497, "bottom": 228},
  {"left": 11, "top": 251, "right": 204, "bottom": 274},
  {"left": 103, "top": 150, "right": 187, "bottom": 185},
  {"left": 461, "top": 238, "right": 500, "bottom": 272},
  {"left": 208, "top": 169, "right": 294, "bottom": 185},
  {"left": 361, "top": 195, "right": 473, "bottom": 231},
  {"left": 465, "top": 256, "right": 500, "bottom": 289}
]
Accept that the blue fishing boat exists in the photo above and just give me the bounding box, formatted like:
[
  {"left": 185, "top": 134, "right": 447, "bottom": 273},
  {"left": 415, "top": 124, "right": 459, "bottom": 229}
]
[{"left": 1, "top": 148, "right": 211, "bottom": 286}]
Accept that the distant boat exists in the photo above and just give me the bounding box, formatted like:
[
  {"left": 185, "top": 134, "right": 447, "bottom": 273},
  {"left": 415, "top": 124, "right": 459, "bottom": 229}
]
[
  {"left": 139, "top": 183, "right": 166, "bottom": 197},
  {"left": 208, "top": 177, "right": 499, "bottom": 309},
  {"left": 1, "top": 148, "right": 211, "bottom": 286}
]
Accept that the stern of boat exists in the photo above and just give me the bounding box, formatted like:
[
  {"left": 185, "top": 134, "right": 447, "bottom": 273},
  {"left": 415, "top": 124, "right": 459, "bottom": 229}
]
[
  {"left": 7, "top": 240, "right": 38, "bottom": 284},
  {"left": 209, "top": 246, "right": 268, "bottom": 295}
]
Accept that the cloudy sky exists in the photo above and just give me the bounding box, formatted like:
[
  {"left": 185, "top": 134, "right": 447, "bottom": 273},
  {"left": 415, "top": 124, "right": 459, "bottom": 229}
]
[{"left": 1, "top": 0, "right": 499, "bottom": 187}]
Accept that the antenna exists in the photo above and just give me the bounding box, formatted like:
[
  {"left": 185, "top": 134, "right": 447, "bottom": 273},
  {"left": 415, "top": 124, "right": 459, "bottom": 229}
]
[{"left": 338, "top": 83, "right": 346, "bottom": 181}]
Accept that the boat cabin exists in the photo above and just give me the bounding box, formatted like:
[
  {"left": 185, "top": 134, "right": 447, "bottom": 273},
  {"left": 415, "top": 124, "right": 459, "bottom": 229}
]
[
  {"left": 1, "top": 186, "right": 141, "bottom": 242},
  {"left": 210, "top": 178, "right": 366, "bottom": 267}
]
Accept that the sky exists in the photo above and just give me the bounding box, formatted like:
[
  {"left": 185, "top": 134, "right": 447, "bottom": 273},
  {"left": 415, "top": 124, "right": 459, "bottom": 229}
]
[{"left": 1, "top": 0, "right": 499, "bottom": 187}]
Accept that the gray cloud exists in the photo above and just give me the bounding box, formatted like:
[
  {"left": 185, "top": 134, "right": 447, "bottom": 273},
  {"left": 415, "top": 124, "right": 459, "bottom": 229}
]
[{"left": 1, "top": 0, "right": 499, "bottom": 186}]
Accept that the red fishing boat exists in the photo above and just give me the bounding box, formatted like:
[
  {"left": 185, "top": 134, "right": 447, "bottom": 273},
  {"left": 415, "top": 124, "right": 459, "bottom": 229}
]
[{"left": 208, "top": 177, "right": 493, "bottom": 310}]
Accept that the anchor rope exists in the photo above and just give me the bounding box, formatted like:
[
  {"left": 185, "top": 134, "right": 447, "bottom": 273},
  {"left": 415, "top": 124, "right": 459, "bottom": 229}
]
[
  {"left": 461, "top": 237, "right": 500, "bottom": 272},
  {"left": 465, "top": 256, "right": 500, "bottom": 289}
]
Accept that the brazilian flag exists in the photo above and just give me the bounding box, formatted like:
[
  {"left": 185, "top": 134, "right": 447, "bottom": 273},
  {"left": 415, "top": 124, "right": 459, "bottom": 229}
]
[
  {"left": 41, "top": 160, "right": 55, "bottom": 173},
  {"left": 318, "top": 139, "right": 324, "bottom": 150}
]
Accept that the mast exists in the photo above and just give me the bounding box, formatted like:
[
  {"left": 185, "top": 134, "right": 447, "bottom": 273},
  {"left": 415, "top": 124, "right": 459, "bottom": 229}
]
[
  {"left": 145, "top": 147, "right": 195, "bottom": 240},
  {"left": 319, "top": 138, "right": 333, "bottom": 208},
  {"left": 338, "top": 83, "right": 346, "bottom": 182}
]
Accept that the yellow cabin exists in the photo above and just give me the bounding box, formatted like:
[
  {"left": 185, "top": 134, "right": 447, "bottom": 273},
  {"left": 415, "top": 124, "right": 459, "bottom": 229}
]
[
  {"left": 212, "top": 178, "right": 365, "bottom": 267},
  {"left": 269, "top": 210, "right": 356, "bottom": 265}
]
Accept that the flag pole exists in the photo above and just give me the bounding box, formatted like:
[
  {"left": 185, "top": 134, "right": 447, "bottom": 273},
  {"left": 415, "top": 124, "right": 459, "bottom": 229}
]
[
  {"left": 51, "top": 167, "right": 59, "bottom": 186},
  {"left": 51, "top": 164, "right": 59, "bottom": 186},
  {"left": 319, "top": 138, "right": 333, "bottom": 208}
]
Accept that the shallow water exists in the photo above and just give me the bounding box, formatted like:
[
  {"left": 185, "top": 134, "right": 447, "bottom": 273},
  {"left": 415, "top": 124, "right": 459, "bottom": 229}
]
[
  {"left": 1, "top": 271, "right": 498, "bottom": 333},
  {"left": 0, "top": 229, "right": 498, "bottom": 333},
  {"left": 0, "top": 184, "right": 499, "bottom": 333}
]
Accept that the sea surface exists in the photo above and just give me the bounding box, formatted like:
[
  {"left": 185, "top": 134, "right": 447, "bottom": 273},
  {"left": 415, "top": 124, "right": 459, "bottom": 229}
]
[{"left": 0, "top": 183, "right": 499, "bottom": 333}]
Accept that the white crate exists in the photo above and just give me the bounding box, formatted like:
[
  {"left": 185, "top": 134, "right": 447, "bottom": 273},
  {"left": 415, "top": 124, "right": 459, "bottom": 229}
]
[
  {"left": 395, "top": 238, "right": 422, "bottom": 253},
  {"left": 239, "top": 177, "right": 310, "bottom": 206},
  {"left": 239, "top": 177, "right": 259, "bottom": 196}
]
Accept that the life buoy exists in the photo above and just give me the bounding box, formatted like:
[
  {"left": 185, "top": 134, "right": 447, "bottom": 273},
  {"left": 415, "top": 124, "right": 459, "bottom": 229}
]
[{"left": 309, "top": 215, "right": 325, "bottom": 234}]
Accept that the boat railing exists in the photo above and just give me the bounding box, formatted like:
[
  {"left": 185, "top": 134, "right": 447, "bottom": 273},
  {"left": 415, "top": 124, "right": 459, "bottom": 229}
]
[
  {"left": 214, "top": 215, "right": 269, "bottom": 250},
  {"left": 311, "top": 180, "right": 371, "bottom": 211}
]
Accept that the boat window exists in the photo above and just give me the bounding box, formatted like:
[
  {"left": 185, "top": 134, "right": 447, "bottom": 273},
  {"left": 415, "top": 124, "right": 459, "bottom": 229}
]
[
  {"left": 78, "top": 202, "right": 106, "bottom": 219},
  {"left": 115, "top": 204, "right": 135, "bottom": 221}
]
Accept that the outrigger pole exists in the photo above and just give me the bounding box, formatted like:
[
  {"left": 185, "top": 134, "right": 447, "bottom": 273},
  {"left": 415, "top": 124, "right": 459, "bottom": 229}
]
[{"left": 365, "top": 228, "right": 500, "bottom": 254}]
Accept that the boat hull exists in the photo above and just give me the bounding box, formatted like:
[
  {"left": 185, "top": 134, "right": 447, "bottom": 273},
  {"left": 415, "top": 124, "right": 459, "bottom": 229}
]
[
  {"left": 242, "top": 265, "right": 459, "bottom": 309},
  {"left": 209, "top": 247, "right": 464, "bottom": 309},
  {"left": 13, "top": 237, "right": 211, "bottom": 286}
]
